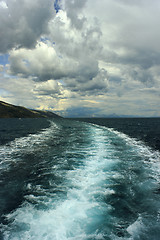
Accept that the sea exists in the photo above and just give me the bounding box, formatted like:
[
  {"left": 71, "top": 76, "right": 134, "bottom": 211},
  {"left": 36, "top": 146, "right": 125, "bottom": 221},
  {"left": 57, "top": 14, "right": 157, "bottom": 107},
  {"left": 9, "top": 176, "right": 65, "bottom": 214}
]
[{"left": 0, "top": 117, "right": 160, "bottom": 240}]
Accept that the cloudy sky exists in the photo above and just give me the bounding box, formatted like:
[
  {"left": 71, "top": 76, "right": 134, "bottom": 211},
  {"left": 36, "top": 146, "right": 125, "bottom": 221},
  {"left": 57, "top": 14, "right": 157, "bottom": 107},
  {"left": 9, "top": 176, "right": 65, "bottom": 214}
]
[{"left": 0, "top": 0, "right": 160, "bottom": 117}]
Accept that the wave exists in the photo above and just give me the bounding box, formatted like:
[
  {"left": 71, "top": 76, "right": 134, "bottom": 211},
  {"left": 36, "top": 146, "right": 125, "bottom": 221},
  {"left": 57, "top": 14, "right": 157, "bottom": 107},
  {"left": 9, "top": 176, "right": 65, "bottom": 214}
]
[
  {"left": 0, "top": 120, "right": 160, "bottom": 239},
  {"left": 0, "top": 121, "right": 61, "bottom": 171}
]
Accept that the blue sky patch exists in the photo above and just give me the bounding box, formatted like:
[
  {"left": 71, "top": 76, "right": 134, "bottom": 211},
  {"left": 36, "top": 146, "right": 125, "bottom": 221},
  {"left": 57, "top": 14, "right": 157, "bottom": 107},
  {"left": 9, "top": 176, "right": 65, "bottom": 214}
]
[
  {"left": 54, "top": 0, "right": 61, "bottom": 13},
  {"left": 0, "top": 54, "right": 9, "bottom": 66}
]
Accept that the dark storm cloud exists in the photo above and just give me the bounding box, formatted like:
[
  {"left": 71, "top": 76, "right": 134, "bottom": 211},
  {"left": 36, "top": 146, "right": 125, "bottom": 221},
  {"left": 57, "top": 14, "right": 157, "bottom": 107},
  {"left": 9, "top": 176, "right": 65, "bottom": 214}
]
[
  {"left": 104, "top": 48, "right": 160, "bottom": 70},
  {"left": 0, "top": 0, "right": 53, "bottom": 53},
  {"left": 68, "top": 69, "right": 108, "bottom": 95},
  {"left": 96, "top": 0, "right": 160, "bottom": 91}
]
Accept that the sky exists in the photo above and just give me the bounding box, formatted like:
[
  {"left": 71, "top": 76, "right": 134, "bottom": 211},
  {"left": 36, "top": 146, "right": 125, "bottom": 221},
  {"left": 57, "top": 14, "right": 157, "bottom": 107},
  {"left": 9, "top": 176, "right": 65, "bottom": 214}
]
[{"left": 0, "top": 0, "right": 160, "bottom": 117}]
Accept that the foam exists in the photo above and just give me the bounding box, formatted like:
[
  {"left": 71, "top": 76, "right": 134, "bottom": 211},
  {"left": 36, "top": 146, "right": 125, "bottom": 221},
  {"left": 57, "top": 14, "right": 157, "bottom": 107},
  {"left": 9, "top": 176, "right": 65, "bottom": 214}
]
[
  {"left": 2, "top": 125, "right": 116, "bottom": 239},
  {"left": 1, "top": 121, "right": 160, "bottom": 239},
  {"left": 0, "top": 121, "right": 60, "bottom": 171},
  {"left": 90, "top": 123, "right": 160, "bottom": 182},
  {"left": 127, "top": 216, "right": 145, "bottom": 237}
]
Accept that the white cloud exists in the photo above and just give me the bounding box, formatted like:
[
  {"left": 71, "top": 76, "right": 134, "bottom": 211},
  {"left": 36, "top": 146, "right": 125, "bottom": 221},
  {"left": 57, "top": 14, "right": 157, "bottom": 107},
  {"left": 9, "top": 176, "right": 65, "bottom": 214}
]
[
  {"left": 0, "top": 1, "right": 8, "bottom": 9},
  {"left": 34, "top": 80, "right": 61, "bottom": 95},
  {"left": 0, "top": 0, "right": 160, "bottom": 117},
  {"left": 0, "top": 0, "right": 54, "bottom": 53},
  {"left": 0, "top": 64, "right": 4, "bottom": 72},
  {"left": 9, "top": 41, "right": 79, "bottom": 81},
  {"left": 8, "top": 7, "right": 107, "bottom": 97}
]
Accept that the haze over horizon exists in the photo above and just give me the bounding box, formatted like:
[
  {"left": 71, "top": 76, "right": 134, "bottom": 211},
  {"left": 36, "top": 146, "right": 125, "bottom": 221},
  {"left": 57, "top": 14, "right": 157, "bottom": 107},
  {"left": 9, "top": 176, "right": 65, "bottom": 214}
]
[{"left": 0, "top": 0, "right": 160, "bottom": 117}]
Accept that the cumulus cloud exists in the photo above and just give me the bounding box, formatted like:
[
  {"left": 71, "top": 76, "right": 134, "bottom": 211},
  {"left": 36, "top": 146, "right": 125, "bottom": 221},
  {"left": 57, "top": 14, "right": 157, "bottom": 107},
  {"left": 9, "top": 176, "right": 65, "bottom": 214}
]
[
  {"left": 7, "top": 5, "right": 107, "bottom": 97},
  {"left": 64, "top": 0, "right": 87, "bottom": 29},
  {"left": 8, "top": 40, "right": 101, "bottom": 88},
  {"left": 0, "top": 0, "right": 160, "bottom": 116},
  {"left": 34, "top": 80, "right": 61, "bottom": 95},
  {"left": 0, "top": 0, "right": 53, "bottom": 53},
  {"left": 66, "top": 69, "right": 108, "bottom": 95},
  {"left": 9, "top": 41, "right": 79, "bottom": 81}
]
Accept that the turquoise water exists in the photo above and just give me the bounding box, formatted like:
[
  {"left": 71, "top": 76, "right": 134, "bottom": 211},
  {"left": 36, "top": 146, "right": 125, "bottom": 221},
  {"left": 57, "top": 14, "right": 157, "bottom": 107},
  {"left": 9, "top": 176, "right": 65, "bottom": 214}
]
[{"left": 0, "top": 118, "right": 160, "bottom": 239}]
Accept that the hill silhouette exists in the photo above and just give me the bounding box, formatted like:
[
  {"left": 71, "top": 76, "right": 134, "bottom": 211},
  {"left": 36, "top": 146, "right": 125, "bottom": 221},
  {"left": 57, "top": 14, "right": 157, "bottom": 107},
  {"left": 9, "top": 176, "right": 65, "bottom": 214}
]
[{"left": 0, "top": 101, "right": 61, "bottom": 118}]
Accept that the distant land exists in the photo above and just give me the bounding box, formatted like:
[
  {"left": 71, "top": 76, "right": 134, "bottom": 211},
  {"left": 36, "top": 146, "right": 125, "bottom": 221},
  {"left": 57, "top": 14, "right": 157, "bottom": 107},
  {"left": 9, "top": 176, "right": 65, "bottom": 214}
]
[
  {"left": 0, "top": 101, "right": 61, "bottom": 118},
  {"left": 92, "top": 113, "right": 141, "bottom": 118},
  {"left": 71, "top": 113, "right": 159, "bottom": 118},
  {"left": 70, "top": 113, "right": 141, "bottom": 118}
]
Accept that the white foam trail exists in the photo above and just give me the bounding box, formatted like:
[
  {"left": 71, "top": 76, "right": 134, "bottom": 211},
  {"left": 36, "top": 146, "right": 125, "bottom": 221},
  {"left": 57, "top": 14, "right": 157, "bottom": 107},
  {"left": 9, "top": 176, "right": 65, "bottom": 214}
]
[
  {"left": 90, "top": 123, "right": 160, "bottom": 181},
  {"left": 90, "top": 124, "right": 160, "bottom": 240},
  {"left": 2, "top": 122, "right": 160, "bottom": 239},
  {"left": 127, "top": 216, "right": 145, "bottom": 239},
  {"left": 2, "top": 125, "right": 118, "bottom": 240},
  {"left": 107, "top": 127, "right": 160, "bottom": 181}
]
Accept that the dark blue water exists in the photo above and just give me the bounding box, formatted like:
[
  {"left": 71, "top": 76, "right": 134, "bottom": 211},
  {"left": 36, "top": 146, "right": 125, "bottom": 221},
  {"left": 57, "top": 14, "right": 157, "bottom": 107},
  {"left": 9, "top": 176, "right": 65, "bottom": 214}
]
[
  {"left": 77, "top": 118, "right": 160, "bottom": 151},
  {"left": 0, "top": 118, "right": 160, "bottom": 239}
]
